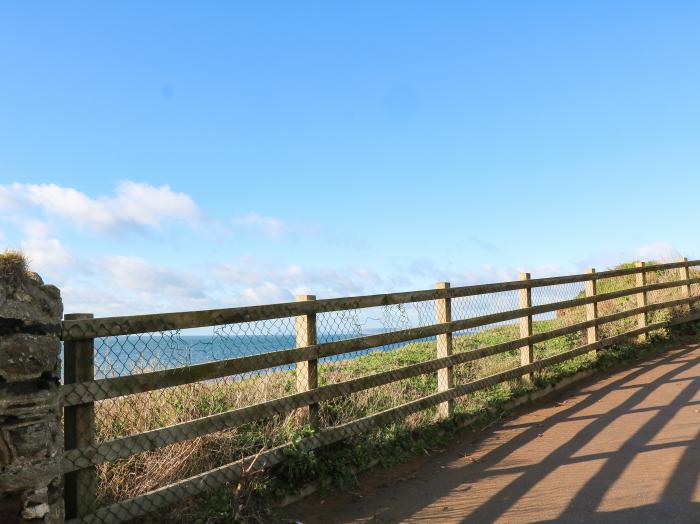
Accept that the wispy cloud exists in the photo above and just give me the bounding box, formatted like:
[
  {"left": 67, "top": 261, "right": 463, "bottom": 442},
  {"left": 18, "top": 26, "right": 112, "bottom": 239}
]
[
  {"left": 214, "top": 257, "right": 384, "bottom": 299},
  {"left": 101, "top": 255, "right": 206, "bottom": 300},
  {"left": 0, "top": 186, "right": 19, "bottom": 211},
  {"left": 232, "top": 213, "right": 288, "bottom": 237},
  {"left": 13, "top": 247, "right": 386, "bottom": 316},
  {"left": 232, "top": 212, "right": 314, "bottom": 238},
  {"left": 17, "top": 219, "right": 79, "bottom": 284},
  {"left": 21, "top": 236, "right": 76, "bottom": 280}
]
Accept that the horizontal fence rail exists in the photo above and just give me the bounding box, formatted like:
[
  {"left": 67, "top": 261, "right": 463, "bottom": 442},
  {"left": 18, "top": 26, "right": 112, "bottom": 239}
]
[
  {"left": 59, "top": 258, "right": 700, "bottom": 523},
  {"left": 61, "top": 277, "right": 700, "bottom": 406},
  {"left": 61, "top": 259, "right": 700, "bottom": 340}
]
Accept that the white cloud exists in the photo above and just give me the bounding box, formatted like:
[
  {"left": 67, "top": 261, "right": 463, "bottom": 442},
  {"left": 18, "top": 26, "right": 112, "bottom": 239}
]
[
  {"left": 635, "top": 242, "right": 681, "bottom": 262},
  {"left": 2, "top": 181, "right": 203, "bottom": 234},
  {"left": 18, "top": 219, "right": 78, "bottom": 284},
  {"left": 232, "top": 212, "right": 314, "bottom": 238},
  {"left": 21, "top": 218, "right": 51, "bottom": 239},
  {"left": 2, "top": 181, "right": 321, "bottom": 245},
  {"left": 0, "top": 186, "right": 19, "bottom": 211},
  {"left": 241, "top": 283, "right": 293, "bottom": 304},
  {"left": 48, "top": 254, "right": 384, "bottom": 317},
  {"left": 233, "top": 213, "right": 287, "bottom": 237},
  {"left": 10, "top": 181, "right": 685, "bottom": 318},
  {"left": 212, "top": 262, "right": 262, "bottom": 287},
  {"left": 101, "top": 255, "right": 205, "bottom": 299},
  {"left": 50, "top": 255, "right": 214, "bottom": 316},
  {"left": 214, "top": 258, "right": 383, "bottom": 299},
  {"left": 0, "top": 180, "right": 329, "bottom": 316},
  {"left": 22, "top": 237, "right": 76, "bottom": 277}
]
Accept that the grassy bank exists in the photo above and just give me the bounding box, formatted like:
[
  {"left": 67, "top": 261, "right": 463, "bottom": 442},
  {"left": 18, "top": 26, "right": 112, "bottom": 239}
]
[{"left": 91, "top": 263, "right": 700, "bottom": 522}]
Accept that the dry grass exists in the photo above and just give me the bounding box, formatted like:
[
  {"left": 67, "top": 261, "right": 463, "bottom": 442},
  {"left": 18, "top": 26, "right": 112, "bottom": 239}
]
[{"left": 0, "top": 249, "right": 29, "bottom": 285}]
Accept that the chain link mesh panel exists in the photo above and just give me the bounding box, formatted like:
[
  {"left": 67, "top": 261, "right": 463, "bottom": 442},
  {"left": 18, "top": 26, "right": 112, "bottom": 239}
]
[
  {"left": 596, "top": 270, "right": 638, "bottom": 339},
  {"left": 80, "top": 319, "right": 302, "bottom": 513},
  {"left": 690, "top": 266, "right": 700, "bottom": 298},
  {"left": 530, "top": 283, "right": 587, "bottom": 377},
  {"left": 450, "top": 290, "right": 521, "bottom": 414}
]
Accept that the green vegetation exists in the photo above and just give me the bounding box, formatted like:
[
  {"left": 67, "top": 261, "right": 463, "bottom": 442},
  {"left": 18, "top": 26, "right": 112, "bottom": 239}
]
[
  {"left": 94, "top": 263, "right": 700, "bottom": 523},
  {"left": 158, "top": 328, "right": 697, "bottom": 524}
]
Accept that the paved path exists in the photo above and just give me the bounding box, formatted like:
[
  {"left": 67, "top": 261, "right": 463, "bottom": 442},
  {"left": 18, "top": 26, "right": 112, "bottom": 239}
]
[{"left": 286, "top": 341, "right": 700, "bottom": 523}]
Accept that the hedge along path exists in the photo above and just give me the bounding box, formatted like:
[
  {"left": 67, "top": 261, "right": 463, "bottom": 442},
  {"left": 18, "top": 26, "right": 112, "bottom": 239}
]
[{"left": 64, "top": 309, "right": 700, "bottom": 524}]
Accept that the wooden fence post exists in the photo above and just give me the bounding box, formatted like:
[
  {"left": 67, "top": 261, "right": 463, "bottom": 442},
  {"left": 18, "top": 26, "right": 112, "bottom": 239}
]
[
  {"left": 519, "top": 273, "right": 534, "bottom": 383},
  {"left": 435, "top": 282, "right": 454, "bottom": 419},
  {"left": 585, "top": 268, "right": 598, "bottom": 356},
  {"left": 679, "top": 257, "right": 691, "bottom": 309},
  {"left": 295, "top": 295, "right": 319, "bottom": 428},
  {"left": 64, "top": 312, "right": 96, "bottom": 519},
  {"left": 635, "top": 262, "right": 648, "bottom": 342}
]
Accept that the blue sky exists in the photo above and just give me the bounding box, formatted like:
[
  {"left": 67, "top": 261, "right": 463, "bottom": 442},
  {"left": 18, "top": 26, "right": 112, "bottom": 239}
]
[{"left": 1, "top": 3, "right": 699, "bottom": 315}]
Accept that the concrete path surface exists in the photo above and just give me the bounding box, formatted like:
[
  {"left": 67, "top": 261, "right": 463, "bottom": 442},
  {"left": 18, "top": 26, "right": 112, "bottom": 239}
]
[{"left": 286, "top": 341, "right": 700, "bottom": 523}]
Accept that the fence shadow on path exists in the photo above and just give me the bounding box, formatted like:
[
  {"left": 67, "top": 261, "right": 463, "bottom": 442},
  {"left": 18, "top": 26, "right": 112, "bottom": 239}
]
[{"left": 291, "top": 342, "right": 700, "bottom": 523}]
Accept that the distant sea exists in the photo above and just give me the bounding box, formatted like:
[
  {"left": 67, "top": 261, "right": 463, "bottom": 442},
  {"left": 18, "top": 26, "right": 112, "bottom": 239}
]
[
  {"left": 61, "top": 291, "right": 573, "bottom": 379},
  {"left": 69, "top": 333, "right": 435, "bottom": 379}
]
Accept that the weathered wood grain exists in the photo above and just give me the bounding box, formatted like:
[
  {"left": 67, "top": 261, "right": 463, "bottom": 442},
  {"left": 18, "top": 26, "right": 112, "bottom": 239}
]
[{"left": 63, "top": 313, "right": 97, "bottom": 519}]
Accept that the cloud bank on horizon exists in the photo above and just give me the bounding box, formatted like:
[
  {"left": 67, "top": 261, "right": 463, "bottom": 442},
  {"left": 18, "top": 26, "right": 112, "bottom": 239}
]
[{"left": 0, "top": 180, "right": 685, "bottom": 317}]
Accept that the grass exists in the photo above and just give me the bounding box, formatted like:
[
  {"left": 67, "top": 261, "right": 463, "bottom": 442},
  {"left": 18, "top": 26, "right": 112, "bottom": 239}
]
[
  {"left": 0, "top": 249, "right": 29, "bottom": 285},
  {"left": 90, "top": 263, "right": 700, "bottom": 522}
]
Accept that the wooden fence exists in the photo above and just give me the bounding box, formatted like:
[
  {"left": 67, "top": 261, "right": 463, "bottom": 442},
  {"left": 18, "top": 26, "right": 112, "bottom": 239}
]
[{"left": 59, "top": 258, "right": 700, "bottom": 523}]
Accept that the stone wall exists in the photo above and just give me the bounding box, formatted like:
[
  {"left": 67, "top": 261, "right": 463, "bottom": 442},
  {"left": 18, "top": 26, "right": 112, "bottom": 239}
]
[{"left": 0, "top": 271, "right": 63, "bottom": 523}]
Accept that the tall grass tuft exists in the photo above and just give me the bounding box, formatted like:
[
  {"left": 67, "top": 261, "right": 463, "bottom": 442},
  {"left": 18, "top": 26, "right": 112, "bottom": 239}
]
[{"left": 0, "top": 249, "right": 29, "bottom": 285}]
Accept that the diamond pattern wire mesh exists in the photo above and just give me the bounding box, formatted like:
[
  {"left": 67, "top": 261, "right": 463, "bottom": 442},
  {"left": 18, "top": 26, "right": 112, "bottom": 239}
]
[
  {"left": 317, "top": 301, "right": 438, "bottom": 426},
  {"left": 646, "top": 265, "right": 698, "bottom": 341},
  {"left": 89, "top": 319, "right": 301, "bottom": 509},
  {"left": 690, "top": 266, "right": 700, "bottom": 299},
  {"left": 596, "top": 270, "right": 638, "bottom": 339},
  {"left": 646, "top": 265, "right": 688, "bottom": 326},
  {"left": 450, "top": 290, "right": 521, "bottom": 414},
  {"left": 59, "top": 262, "right": 700, "bottom": 523},
  {"left": 530, "top": 282, "right": 590, "bottom": 380},
  {"left": 80, "top": 302, "right": 443, "bottom": 511}
]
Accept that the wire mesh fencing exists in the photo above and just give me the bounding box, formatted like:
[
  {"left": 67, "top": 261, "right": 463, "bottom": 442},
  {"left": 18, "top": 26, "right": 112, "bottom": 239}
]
[
  {"left": 449, "top": 290, "right": 521, "bottom": 414},
  {"left": 66, "top": 300, "right": 445, "bottom": 514},
  {"left": 78, "top": 320, "right": 303, "bottom": 512},
  {"left": 58, "top": 259, "right": 700, "bottom": 523},
  {"left": 595, "top": 268, "right": 639, "bottom": 339}
]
